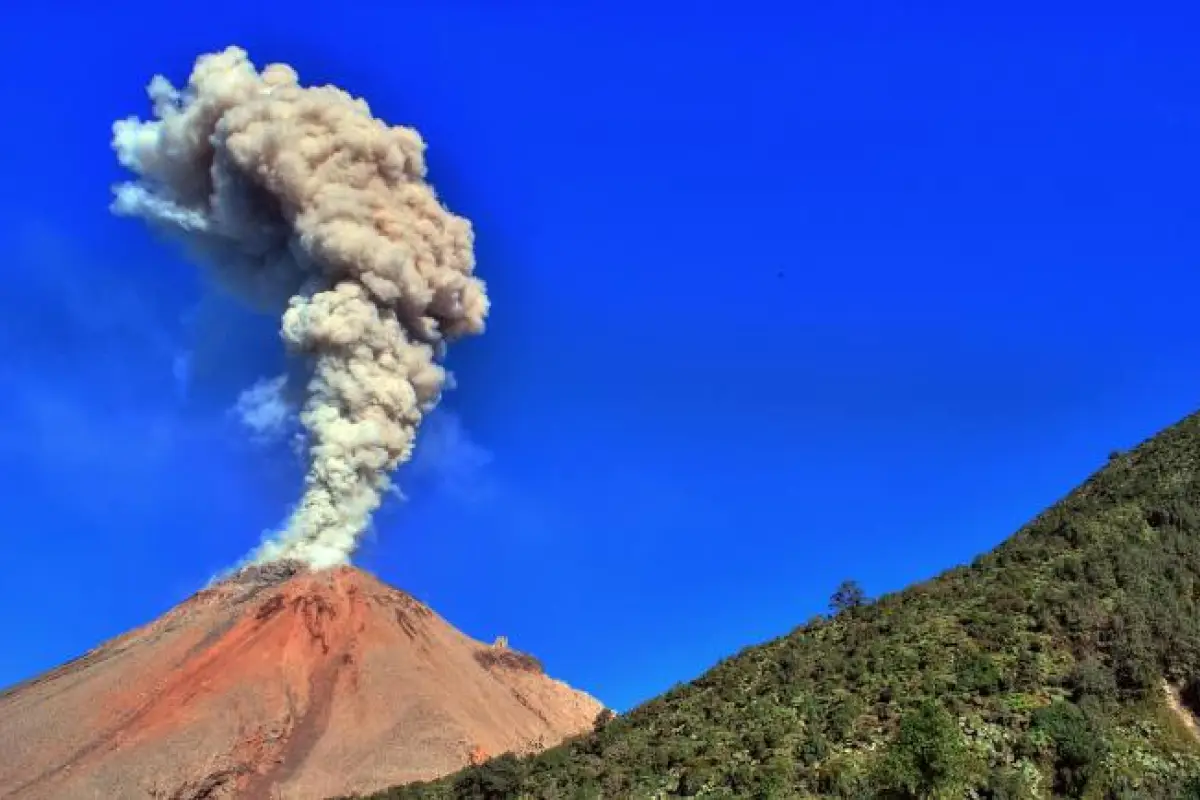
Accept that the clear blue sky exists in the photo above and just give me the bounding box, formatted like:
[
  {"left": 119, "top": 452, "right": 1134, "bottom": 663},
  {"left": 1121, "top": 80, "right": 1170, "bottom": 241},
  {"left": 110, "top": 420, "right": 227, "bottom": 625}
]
[{"left": 1, "top": 1, "right": 1198, "bottom": 712}]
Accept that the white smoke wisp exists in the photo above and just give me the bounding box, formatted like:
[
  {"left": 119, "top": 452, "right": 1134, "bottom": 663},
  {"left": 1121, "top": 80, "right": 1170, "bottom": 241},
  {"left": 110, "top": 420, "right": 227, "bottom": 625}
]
[
  {"left": 111, "top": 46, "right": 490, "bottom": 569},
  {"left": 233, "top": 375, "right": 294, "bottom": 443}
]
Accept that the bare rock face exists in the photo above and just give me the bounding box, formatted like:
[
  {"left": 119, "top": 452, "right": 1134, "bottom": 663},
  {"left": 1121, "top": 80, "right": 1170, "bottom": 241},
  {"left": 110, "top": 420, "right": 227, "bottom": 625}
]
[{"left": 0, "top": 567, "right": 603, "bottom": 799}]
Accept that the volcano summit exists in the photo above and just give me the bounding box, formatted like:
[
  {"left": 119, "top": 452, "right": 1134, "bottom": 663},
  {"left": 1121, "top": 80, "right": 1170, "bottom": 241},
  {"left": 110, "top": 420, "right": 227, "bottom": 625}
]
[{"left": 0, "top": 564, "right": 603, "bottom": 799}]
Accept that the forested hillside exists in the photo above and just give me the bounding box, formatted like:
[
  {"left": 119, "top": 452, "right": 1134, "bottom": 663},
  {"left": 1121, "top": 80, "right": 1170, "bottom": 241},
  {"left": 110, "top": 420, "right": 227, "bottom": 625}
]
[{"left": 350, "top": 411, "right": 1200, "bottom": 798}]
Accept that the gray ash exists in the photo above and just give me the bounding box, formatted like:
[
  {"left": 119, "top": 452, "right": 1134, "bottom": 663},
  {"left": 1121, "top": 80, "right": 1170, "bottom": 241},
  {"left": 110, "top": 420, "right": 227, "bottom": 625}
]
[{"left": 221, "top": 559, "right": 311, "bottom": 603}]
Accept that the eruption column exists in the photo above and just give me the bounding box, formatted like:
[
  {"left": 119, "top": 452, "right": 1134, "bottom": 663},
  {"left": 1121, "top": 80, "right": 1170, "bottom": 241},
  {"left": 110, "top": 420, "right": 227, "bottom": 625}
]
[{"left": 110, "top": 46, "right": 489, "bottom": 568}]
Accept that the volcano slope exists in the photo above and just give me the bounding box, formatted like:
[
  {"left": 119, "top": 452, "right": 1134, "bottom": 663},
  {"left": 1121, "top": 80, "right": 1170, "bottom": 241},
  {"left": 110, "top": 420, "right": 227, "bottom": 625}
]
[
  {"left": 0, "top": 564, "right": 603, "bottom": 800},
  {"left": 361, "top": 411, "right": 1200, "bottom": 799}
]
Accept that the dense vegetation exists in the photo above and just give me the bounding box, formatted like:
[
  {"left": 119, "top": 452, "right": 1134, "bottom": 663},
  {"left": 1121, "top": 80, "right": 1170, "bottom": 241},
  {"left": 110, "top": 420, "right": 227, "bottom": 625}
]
[{"left": 348, "top": 411, "right": 1200, "bottom": 798}]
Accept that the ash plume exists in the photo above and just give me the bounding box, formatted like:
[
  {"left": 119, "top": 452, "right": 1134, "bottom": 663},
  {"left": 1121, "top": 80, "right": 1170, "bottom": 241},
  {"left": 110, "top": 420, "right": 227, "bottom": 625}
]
[{"left": 110, "top": 46, "right": 490, "bottom": 569}]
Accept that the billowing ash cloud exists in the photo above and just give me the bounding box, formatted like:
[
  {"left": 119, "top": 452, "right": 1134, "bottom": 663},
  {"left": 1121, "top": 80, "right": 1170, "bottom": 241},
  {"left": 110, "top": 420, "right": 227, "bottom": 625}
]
[{"left": 111, "top": 46, "right": 490, "bottom": 569}]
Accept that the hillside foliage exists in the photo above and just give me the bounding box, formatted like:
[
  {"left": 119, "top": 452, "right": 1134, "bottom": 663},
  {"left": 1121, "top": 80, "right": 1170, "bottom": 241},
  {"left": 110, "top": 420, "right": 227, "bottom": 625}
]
[{"left": 347, "top": 413, "right": 1200, "bottom": 798}]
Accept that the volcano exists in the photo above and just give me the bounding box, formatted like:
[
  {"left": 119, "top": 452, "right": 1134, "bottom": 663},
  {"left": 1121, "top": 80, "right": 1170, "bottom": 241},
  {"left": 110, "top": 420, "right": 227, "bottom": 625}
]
[{"left": 0, "top": 563, "right": 604, "bottom": 799}]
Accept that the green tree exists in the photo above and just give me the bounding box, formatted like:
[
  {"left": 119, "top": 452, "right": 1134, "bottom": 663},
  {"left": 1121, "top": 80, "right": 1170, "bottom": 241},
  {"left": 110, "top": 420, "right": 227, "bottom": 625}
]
[
  {"left": 957, "top": 651, "right": 1004, "bottom": 695},
  {"left": 874, "top": 700, "right": 972, "bottom": 799},
  {"left": 830, "top": 580, "right": 867, "bottom": 614},
  {"left": 1028, "top": 701, "right": 1106, "bottom": 796},
  {"left": 1177, "top": 774, "right": 1200, "bottom": 799},
  {"left": 450, "top": 754, "right": 524, "bottom": 800},
  {"left": 592, "top": 708, "right": 615, "bottom": 732},
  {"left": 1068, "top": 655, "right": 1117, "bottom": 703}
]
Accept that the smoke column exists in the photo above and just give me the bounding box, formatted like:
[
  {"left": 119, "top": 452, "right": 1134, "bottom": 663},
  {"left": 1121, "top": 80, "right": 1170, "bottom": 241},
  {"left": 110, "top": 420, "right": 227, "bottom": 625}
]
[{"left": 110, "top": 46, "right": 490, "bottom": 568}]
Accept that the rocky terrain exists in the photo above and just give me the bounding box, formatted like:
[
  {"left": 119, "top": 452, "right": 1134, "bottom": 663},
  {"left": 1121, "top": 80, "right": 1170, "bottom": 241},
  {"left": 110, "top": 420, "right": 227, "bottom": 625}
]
[{"left": 0, "top": 562, "right": 603, "bottom": 799}]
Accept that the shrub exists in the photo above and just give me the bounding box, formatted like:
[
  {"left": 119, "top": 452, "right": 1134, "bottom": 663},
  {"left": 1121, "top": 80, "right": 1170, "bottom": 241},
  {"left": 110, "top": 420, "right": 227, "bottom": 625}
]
[
  {"left": 874, "top": 700, "right": 972, "bottom": 799},
  {"left": 1028, "top": 701, "right": 1106, "bottom": 796}
]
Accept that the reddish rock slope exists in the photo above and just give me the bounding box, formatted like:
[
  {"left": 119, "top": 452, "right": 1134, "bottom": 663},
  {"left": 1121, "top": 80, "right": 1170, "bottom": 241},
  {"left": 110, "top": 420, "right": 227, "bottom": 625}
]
[{"left": 0, "top": 563, "right": 603, "bottom": 799}]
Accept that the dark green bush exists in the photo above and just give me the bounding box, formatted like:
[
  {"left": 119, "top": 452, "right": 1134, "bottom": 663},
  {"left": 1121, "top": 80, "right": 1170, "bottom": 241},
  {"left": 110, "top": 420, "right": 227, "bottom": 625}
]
[{"left": 874, "top": 700, "right": 972, "bottom": 798}]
